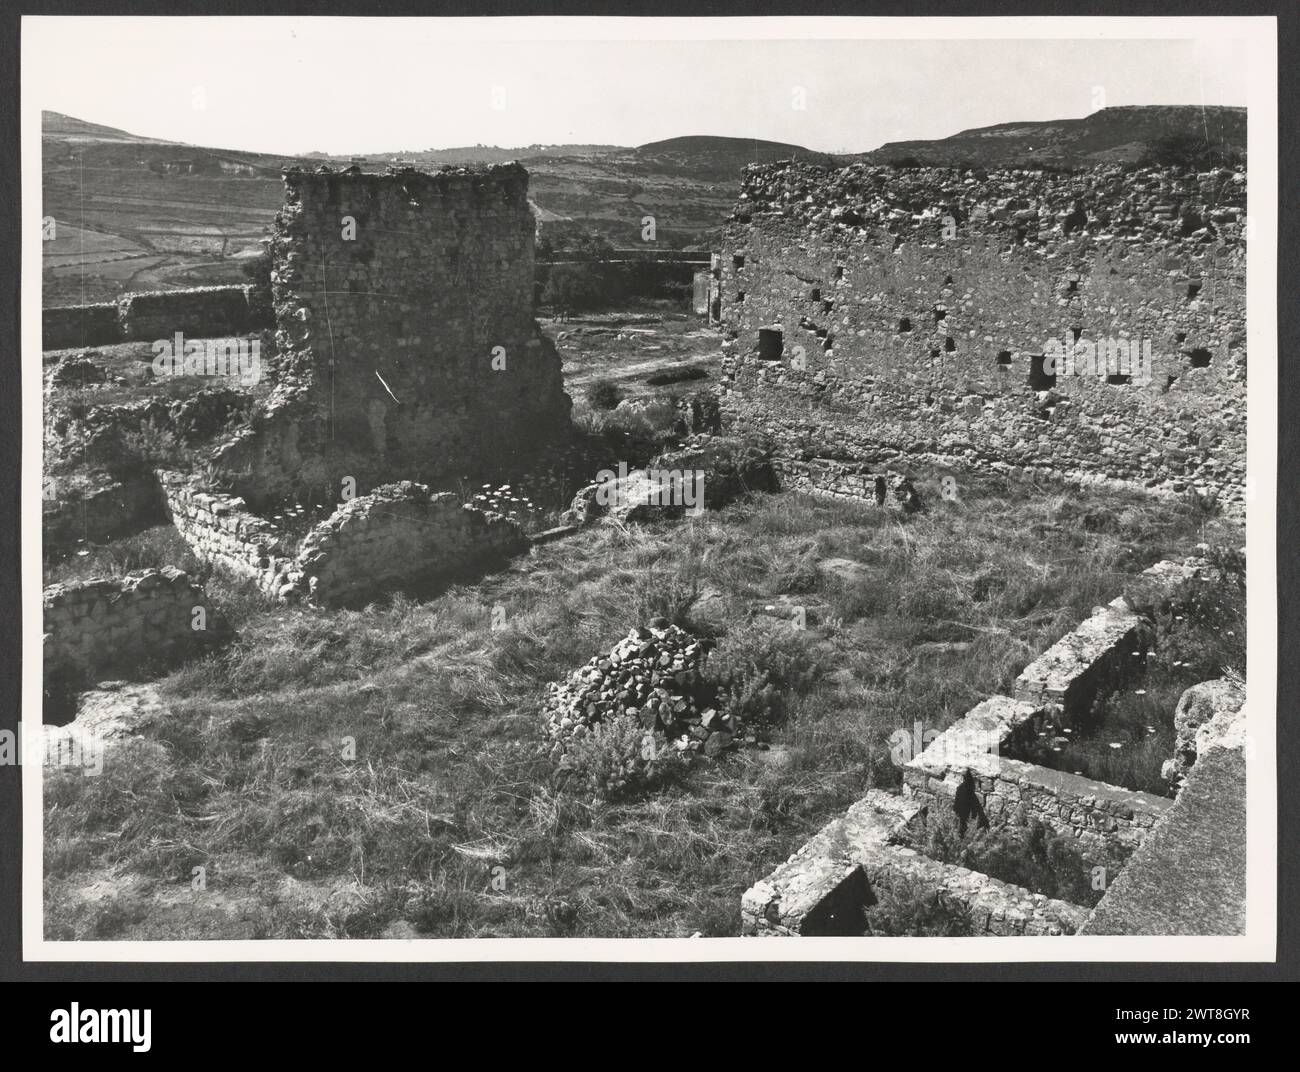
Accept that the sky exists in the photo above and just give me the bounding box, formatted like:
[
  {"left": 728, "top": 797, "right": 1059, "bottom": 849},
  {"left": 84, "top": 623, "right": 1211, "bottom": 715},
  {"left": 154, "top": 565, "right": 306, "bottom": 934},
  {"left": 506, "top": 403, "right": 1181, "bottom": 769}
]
[{"left": 23, "top": 17, "right": 1252, "bottom": 155}]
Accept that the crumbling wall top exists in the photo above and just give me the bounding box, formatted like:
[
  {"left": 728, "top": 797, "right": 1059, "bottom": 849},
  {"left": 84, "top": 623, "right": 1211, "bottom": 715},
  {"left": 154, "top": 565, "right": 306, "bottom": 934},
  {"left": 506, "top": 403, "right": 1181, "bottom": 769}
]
[
  {"left": 281, "top": 161, "right": 531, "bottom": 203},
  {"left": 732, "top": 161, "right": 1247, "bottom": 246}
]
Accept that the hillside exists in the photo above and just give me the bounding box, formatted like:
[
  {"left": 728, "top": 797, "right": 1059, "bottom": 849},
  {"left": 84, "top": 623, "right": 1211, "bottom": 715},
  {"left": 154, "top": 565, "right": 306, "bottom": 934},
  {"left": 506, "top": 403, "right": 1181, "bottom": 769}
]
[
  {"left": 855, "top": 105, "right": 1246, "bottom": 168},
  {"left": 41, "top": 110, "right": 169, "bottom": 144},
  {"left": 42, "top": 113, "right": 318, "bottom": 304},
  {"left": 616, "top": 135, "right": 836, "bottom": 179},
  {"left": 307, "top": 144, "right": 625, "bottom": 166},
  {"left": 42, "top": 117, "right": 826, "bottom": 303},
  {"left": 42, "top": 107, "right": 1246, "bottom": 306}
]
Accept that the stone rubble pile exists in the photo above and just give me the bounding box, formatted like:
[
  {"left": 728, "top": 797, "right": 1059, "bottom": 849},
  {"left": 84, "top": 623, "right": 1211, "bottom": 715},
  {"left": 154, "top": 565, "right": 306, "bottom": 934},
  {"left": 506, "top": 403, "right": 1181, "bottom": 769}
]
[
  {"left": 544, "top": 620, "right": 735, "bottom": 760},
  {"left": 46, "top": 352, "right": 108, "bottom": 389}
]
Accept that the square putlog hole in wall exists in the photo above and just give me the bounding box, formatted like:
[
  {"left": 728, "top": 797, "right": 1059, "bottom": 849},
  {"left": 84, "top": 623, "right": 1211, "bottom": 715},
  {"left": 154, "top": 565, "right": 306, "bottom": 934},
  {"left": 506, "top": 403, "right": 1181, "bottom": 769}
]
[
  {"left": 1106, "top": 374, "right": 1132, "bottom": 385},
  {"left": 996, "top": 350, "right": 1014, "bottom": 366},
  {"left": 757, "top": 327, "right": 784, "bottom": 361},
  {"left": 898, "top": 317, "right": 912, "bottom": 333},
  {"left": 1028, "top": 353, "right": 1056, "bottom": 390},
  {"left": 1187, "top": 348, "right": 1212, "bottom": 368},
  {"left": 733, "top": 254, "right": 745, "bottom": 270},
  {"left": 944, "top": 336, "right": 957, "bottom": 353}
]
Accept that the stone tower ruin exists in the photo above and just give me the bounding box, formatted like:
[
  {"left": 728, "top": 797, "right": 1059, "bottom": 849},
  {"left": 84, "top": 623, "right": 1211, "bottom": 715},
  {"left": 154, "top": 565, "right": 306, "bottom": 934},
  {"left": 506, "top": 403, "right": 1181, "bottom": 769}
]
[{"left": 214, "top": 163, "right": 571, "bottom": 505}]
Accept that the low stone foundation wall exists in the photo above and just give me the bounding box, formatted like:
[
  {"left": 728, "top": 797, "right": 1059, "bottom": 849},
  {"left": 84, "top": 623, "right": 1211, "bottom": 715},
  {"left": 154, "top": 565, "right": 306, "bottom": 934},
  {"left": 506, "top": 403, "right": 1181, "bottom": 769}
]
[
  {"left": 1014, "top": 557, "right": 1211, "bottom": 717},
  {"left": 863, "top": 846, "right": 1089, "bottom": 936},
  {"left": 741, "top": 557, "right": 1214, "bottom": 936},
  {"left": 157, "top": 470, "right": 295, "bottom": 594},
  {"left": 771, "top": 456, "right": 922, "bottom": 510},
  {"left": 741, "top": 790, "right": 922, "bottom": 935},
  {"left": 290, "top": 482, "right": 528, "bottom": 607},
  {"left": 902, "top": 746, "right": 1173, "bottom": 862},
  {"left": 159, "top": 475, "right": 531, "bottom": 605},
  {"left": 739, "top": 789, "right": 1086, "bottom": 936},
  {"left": 1013, "top": 600, "right": 1151, "bottom": 716},
  {"left": 43, "top": 568, "right": 228, "bottom": 678}
]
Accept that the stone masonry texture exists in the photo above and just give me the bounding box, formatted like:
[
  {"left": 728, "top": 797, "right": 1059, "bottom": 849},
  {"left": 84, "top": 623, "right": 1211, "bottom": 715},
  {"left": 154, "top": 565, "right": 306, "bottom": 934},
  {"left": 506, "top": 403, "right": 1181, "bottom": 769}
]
[
  {"left": 288, "top": 481, "right": 528, "bottom": 607},
  {"left": 717, "top": 162, "right": 1246, "bottom": 512},
  {"left": 158, "top": 470, "right": 297, "bottom": 595},
  {"left": 43, "top": 567, "right": 228, "bottom": 678},
  {"left": 213, "top": 165, "right": 572, "bottom": 504}
]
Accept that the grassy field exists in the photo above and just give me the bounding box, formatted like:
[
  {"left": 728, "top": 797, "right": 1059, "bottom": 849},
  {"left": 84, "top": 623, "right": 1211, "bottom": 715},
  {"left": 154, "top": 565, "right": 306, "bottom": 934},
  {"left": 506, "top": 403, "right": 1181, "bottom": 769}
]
[
  {"left": 43, "top": 468, "right": 1238, "bottom": 940},
  {"left": 547, "top": 309, "right": 721, "bottom": 402}
]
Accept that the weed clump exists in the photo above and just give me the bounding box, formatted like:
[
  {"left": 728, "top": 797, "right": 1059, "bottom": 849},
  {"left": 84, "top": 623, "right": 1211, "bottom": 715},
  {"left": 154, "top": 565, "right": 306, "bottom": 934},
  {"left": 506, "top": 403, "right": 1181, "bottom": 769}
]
[
  {"left": 702, "top": 621, "right": 822, "bottom": 732},
  {"left": 585, "top": 378, "right": 624, "bottom": 411},
  {"left": 553, "top": 713, "right": 685, "bottom": 802},
  {"left": 862, "top": 875, "right": 974, "bottom": 936}
]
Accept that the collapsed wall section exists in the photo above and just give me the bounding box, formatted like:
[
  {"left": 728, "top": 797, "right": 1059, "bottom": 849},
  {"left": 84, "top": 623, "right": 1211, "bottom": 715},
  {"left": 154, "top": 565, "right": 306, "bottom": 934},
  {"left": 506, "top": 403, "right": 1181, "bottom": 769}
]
[
  {"left": 158, "top": 473, "right": 528, "bottom": 605},
  {"left": 214, "top": 164, "right": 571, "bottom": 504},
  {"left": 718, "top": 163, "right": 1246, "bottom": 512},
  {"left": 289, "top": 482, "right": 527, "bottom": 606}
]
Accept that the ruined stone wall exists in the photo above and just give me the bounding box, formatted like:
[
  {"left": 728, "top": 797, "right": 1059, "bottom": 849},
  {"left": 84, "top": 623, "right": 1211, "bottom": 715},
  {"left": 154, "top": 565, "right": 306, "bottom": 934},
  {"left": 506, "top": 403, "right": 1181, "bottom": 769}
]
[
  {"left": 902, "top": 749, "right": 1173, "bottom": 863},
  {"left": 738, "top": 788, "right": 1088, "bottom": 936},
  {"left": 159, "top": 473, "right": 529, "bottom": 604},
  {"left": 290, "top": 482, "right": 527, "bottom": 607},
  {"left": 43, "top": 303, "right": 121, "bottom": 350},
  {"left": 43, "top": 568, "right": 227, "bottom": 678},
  {"left": 117, "top": 286, "right": 260, "bottom": 340},
  {"left": 718, "top": 163, "right": 1246, "bottom": 512},
  {"left": 157, "top": 470, "right": 296, "bottom": 595},
  {"left": 741, "top": 558, "right": 1217, "bottom": 935},
  {"left": 214, "top": 165, "right": 571, "bottom": 504},
  {"left": 42, "top": 286, "right": 262, "bottom": 351}
]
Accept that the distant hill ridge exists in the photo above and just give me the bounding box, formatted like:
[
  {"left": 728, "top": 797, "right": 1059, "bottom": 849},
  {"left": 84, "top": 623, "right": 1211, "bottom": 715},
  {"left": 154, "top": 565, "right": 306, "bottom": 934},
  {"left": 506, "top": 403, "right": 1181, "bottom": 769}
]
[
  {"left": 42, "top": 110, "right": 168, "bottom": 143},
  {"left": 41, "top": 105, "right": 1247, "bottom": 305},
  {"left": 854, "top": 105, "right": 1246, "bottom": 168}
]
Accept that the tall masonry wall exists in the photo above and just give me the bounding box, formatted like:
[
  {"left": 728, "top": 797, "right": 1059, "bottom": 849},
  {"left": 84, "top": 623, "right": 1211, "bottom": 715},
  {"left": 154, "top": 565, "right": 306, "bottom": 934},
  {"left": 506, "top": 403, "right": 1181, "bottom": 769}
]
[
  {"left": 717, "top": 163, "right": 1246, "bottom": 512},
  {"left": 213, "top": 164, "right": 572, "bottom": 505}
]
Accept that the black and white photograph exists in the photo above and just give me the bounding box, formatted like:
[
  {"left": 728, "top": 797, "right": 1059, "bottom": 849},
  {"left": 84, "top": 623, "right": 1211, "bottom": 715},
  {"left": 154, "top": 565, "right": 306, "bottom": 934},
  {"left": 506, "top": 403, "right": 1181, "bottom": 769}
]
[{"left": 11, "top": 11, "right": 1281, "bottom": 979}]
